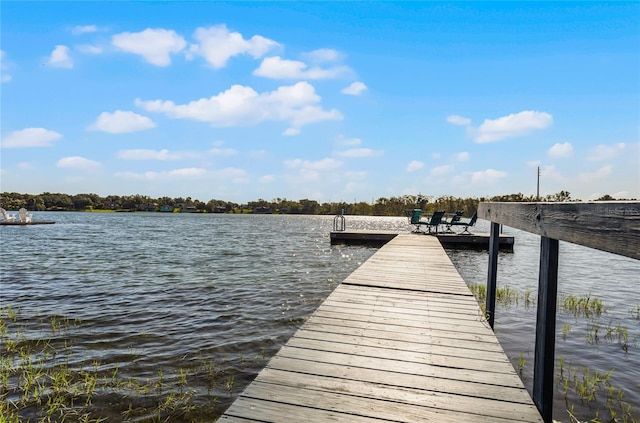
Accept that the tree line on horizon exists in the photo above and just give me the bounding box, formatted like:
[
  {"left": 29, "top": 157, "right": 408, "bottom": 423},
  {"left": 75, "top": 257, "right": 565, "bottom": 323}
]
[{"left": 0, "top": 190, "right": 628, "bottom": 217}]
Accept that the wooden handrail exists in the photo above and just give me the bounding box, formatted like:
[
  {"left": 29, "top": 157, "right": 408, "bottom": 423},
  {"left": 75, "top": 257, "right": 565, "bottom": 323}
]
[{"left": 477, "top": 201, "right": 639, "bottom": 260}]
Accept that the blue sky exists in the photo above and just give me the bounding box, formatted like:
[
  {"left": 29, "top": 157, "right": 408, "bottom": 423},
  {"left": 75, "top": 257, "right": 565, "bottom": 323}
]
[{"left": 1, "top": 2, "right": 638, "bottom": 203}]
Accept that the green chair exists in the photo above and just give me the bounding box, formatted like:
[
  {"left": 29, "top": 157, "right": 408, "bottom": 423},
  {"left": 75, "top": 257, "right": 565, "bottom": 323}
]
[
  {"left": 448, "top": 211, "right": 477, "bottom": 234},
  {"left": 406, "top": 209, "right": 445, "bottom": 234}
]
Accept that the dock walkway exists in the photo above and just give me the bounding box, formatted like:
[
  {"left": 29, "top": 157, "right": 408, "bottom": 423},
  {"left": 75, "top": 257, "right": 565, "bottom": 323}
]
[{"left": 220, "top": 234, "right": 542, "bottom": 422}]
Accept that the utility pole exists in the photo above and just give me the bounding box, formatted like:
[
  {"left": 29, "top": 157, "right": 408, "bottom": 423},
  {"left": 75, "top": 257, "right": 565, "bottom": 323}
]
[{"left": 536, "top": 166, "right": 541, "bottom": 201}]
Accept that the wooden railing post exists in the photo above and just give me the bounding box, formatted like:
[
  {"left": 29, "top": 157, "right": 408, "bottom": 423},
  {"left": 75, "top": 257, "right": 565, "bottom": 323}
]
[
  {"left": 486, "top": 222, "right": 500, "bottom": 328},
  {"left": 533, "top": 236, "right": 559, "bottom": 423}
]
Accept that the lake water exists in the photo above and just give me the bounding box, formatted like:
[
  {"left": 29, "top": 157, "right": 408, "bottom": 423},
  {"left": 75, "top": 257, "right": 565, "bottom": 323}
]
[{"left": 1, "top": 212, "right": 638, "bottom": 422}]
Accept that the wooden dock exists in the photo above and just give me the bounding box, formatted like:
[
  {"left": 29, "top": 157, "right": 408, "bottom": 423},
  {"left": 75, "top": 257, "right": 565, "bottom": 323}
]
[
  {"left": 0, "top": 221, "right": 55, "bottom": 225},
  {"left": 220, "top": 234, "right": 541, "bottom": 422},
  {"left": 330, "top": 229, "right": 514, "bottom": 251}
]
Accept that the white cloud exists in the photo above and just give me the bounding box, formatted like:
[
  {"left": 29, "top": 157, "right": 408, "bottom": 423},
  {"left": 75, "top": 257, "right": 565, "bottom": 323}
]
[
  {"left": 342, "top": 81, "right": 367, "bottom": 96},
  {"left": 284, "top": 158, "right": 343, "bottom": 172},
  {"left": 455, "top": 152, "right": 470, "bottom": 162},
  {"left": 57, "top": 156, "right": 101, "bottom": 170},
  {"left": 136, "top": 81, "right": 342, "bottom": 130},
  {"left": 17, "top": 162, "right": 35, "bottom": 170},
  {"left": 116, "top": 167, "right": 207, "bottom": 181},
  {"left": 431, "top": 165, "right": 454, "bottom": 177},
  {"left": 1, "top": 128, "right": 62, "bottom": 148},
  {"left": 89, "top": 110, "right": 156, "bottom": 134},
  {"left": 209, "top": 147, "right": 237, "bottom": 156},
  {"left": 303, "top": 48, "right": 341, "bottom": 63},
  {"left": 547, "top": 142, "right": 573, "bottom": 158},
  {"left": 335, "top": 148, "right": 383, "bottom": 158},
  {"left": 283, "top": 128, "right": 300, "bottom": 136},
  {"left": 116, "top": 149, "right": 193, "bottom": 160},
  {"left": 77, "top": 44, "right": 103, "bottom": 54},
  {"left": 336, "top": 135, "right": 362, "bottom": 146},
  {"left": 250, "top": 150, "right": 267, "bottom": 160},
  {"left": 471, "top": 169, "right": 508, "bottom": 185},
  {"left": 188, "top": 24, "right": 279, "bottom": 68},
  {"left": 253, "top": 56, "right": 349, "bottom": 80},
  {"left": 345, "top": 170, "right": 367, "bottom": 180},
  {"left": 541, "top": 164, "right": 564, "bottom": 180},
  {"left": 579, "top": 165, "right": 612, "bottom": 182},
  {"left": 112, "top": 28, "right": 186, "bottom": 66},
  {"left": 447, "top": 115, "right": 471, "bottom": 126},
  {"left": 586, "top": 143, "right": 626, "bottom": 161},
  {"left": 472, "top": 111, "right": 553, "bottom": 143},
  {"left": 1, "top": 50, "right": 11, "bottom": 82},
  {"left": 406, "top": 160, "right": 424, "bottom": 172},
  {"left": 527, "top": 159, "right": 542, "bottom": 168},
  {"left": 213, "top": 167, "right": 249, "bottom": 183},
  {"left": 260, "top": 175, "right": 275, "bottom": 183},
  {"left": 48, "top": 45, "right": 73, "bottom": 68},
  {"left": 72, "top": 25, "right": 98, "bottom": 35},
  {"left": 432, "top": 153, "right": 442, "bottom": 160}
]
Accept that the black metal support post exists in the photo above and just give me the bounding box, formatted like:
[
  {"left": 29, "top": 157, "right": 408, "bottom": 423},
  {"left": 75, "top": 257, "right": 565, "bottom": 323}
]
[
  {"left": 533, "top": 236, "right": 559, "bottom": 423},
  {"left": 486, "top": 222, "right": 500, "bottom": 328}
]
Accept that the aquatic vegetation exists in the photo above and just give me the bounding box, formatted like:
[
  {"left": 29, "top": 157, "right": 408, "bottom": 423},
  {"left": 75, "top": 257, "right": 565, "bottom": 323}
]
[
  {"left": 561, "top": 293, "right": 605, "bottom": 318},
  {"left": 0, "top": 306, "right": 260, "bottom": 422},
  {"left": 518, "top": 352, "right": 526, "bottom": 377},
  {"left": 464, "top": 286, "right": 637, "bottom": 422},
  {"left": 469, "top": 283, "right": 486, "bottom": 303},
  {"left": 631, "top": 305, "right": 640, "bottom": 321},
  {"left": 562, "top": 323, "right": 572, "bottom": 340},
  {"left": 467, "top": 283, "right": 537, "bottom": 309},
  {"left": 555, "top": 361, "right": 635, "bottom": 423}
]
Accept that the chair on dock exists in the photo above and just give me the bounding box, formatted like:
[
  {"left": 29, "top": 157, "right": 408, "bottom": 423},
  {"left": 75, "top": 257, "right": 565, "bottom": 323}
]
[
  {"left": 1, "top": 207, "right": 16, "bottom": 222},
  {"left": 424, "top": 210, "right": 446, "bottom": 233},
  {"left": 444, "top": 210, "right": 465, "bottom": 232},
  {"left": 407, "top": 209, "right": 446, "bottom": 234},
  {"left": 448, "top": 211, "right": 477, "bottom": 234},
  {"left": 406, "top": 209, "right": 425, "bottom": 233}
]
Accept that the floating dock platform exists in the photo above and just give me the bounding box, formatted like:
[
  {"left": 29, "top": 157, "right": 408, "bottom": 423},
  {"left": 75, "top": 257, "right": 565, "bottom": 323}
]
[
  {"left": 0, "top": 221, "right": 55, "bottom": 226},
  {"left": 330, "top": 230, "right": 514, "bottom": 251}
]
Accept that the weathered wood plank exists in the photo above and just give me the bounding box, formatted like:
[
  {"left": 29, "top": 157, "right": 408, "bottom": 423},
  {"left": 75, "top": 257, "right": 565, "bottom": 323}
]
[
  {"left": 253, "top": 370, "right": 541, "bottom": 421},
  {"left": 237, "top": 381, "right": 539, "bottom": 423},
  {"left": 264, "top": 356, "right": 532, "bottom": 403},
  {"left": 321, "top": 298, "right": 485, "bottom": 320},
  {"left": 477, "top": 201, "right": 640, "bottom": 260},
  {"left": 274, "top": 346, "right": 527, "bottom": 388},
  {"left": 310, "top": 308, "right": 492, "bottom": 335},
  {"left": 282, "top": 338, "right": 516, "bottom": 374},
  {"left": 291, "top": 328, "right": 511, "bottom": 362},
  {"left": 221, "top": 397, "right": 386, "bottom": 422},
  {"left": 299, "top": 322, "right": 505, "bottom": 352},
  {"left": 335, "top": 284, "right": 480, "bottom": 306},
  {"left": 305, "top": 315, "right": 499, "bottom": 344}
]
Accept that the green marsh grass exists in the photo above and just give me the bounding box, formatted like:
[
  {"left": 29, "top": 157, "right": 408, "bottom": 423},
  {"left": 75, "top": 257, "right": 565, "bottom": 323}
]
[
  {"left": 465, "top": 285, "right": 637, "bottom": 422},
  {"left": 0, "top": 306, "right": 262, "bottom": 422},
  {"left": 631, "top": 305, "right": 640, "bottom": 321},
  {"left": 561, "top": 293, "right": 604, "bottom": 318}
]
